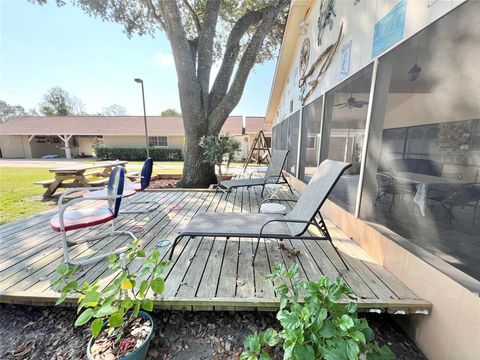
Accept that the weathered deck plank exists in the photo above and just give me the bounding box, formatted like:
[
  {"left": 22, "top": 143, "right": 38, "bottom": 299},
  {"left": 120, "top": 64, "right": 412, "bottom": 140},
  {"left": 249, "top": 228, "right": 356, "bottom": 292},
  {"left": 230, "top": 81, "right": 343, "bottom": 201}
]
[{"left": 0, "top": 185, "right": 431, "bottom": 314}]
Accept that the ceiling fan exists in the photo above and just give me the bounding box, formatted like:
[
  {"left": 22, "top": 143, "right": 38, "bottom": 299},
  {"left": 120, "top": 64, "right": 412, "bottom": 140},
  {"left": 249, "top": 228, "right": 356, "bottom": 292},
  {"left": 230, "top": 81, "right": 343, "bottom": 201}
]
[{"left": 333, "top": 93, "right": 368, "bottom": 110}]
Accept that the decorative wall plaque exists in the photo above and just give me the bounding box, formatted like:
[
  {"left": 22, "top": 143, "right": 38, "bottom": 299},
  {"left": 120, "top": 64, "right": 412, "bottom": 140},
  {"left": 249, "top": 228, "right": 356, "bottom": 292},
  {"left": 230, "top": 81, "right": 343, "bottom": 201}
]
[
  {"left": 299, "top": 38, "right": 311, "bottom": 77},
  {"left": 317, "top": 0, "right": 336, "bottom": 46}
]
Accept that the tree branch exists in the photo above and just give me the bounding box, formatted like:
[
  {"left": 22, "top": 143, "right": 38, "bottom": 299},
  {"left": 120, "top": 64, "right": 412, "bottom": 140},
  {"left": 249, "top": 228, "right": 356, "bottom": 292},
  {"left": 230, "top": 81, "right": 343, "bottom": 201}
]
[
  {"left": 208, "top": 9, "right": 263, "bottom": 115},
  {"left": 208, "top": 1, "right": 288, "bottom": 134},
  {"left": 145, "top": 0, "right": 166, "bottom": 31},
  {"left": 196, "top": 0, "right": 221, "bottom": 118},
  {"left": 160, "top": 0, "right": 203, "bottom": 130},
  {"left": 182, "top": 0, "right": 201, "bottom": 34}
]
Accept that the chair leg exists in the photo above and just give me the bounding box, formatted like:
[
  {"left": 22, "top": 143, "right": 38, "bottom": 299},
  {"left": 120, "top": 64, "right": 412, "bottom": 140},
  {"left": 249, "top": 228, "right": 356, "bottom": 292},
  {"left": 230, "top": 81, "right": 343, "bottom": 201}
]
[
  {"left": 261, "top": 185, "right": 265, "bottom": 197},
  {"left": 169, "top": 235, "right": 183, "bottom": 260},
  {"left": 316, "top": 212, "right": 349, "bottom": 271},
  {"left": 283, "top": 174, "right": 294, "bottom": 194},
  {"left": 389, "top": 194, "right": 395, "bottom": 212},
  {"left": 252, "top": 235, "right": 262, "bottom": 265},
  {"left": 61, "top": 228, "right": 136, "bottom": 266},
  {"left": 473, "top": 202, "right": 479, "bottom": 227}
]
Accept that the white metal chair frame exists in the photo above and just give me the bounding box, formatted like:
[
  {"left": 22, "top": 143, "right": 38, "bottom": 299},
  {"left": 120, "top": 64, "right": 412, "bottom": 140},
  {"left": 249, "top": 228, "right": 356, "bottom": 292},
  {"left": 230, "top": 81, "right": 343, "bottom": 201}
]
[{"left": 56, "top": 187, "right": 137, "bottom": 266}]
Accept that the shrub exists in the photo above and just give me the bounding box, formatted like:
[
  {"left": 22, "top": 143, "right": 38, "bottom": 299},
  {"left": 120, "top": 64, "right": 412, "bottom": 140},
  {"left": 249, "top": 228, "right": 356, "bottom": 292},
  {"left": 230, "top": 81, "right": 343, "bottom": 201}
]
[
  {"left": 96, "top": 147, "right": 183, "bottom": 161},
  {"left": 198, "top": 135, "right": 241, "bottom": 178},
  {"left": 241, "top": 264, "right": 395, "bottom": 360}
]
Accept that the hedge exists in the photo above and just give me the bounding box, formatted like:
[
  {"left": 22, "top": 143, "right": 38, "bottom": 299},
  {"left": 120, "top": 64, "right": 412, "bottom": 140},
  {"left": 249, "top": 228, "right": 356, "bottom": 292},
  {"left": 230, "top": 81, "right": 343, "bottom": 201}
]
[{"left": 95, "top": 147, "right": 183, "bottom": 161}]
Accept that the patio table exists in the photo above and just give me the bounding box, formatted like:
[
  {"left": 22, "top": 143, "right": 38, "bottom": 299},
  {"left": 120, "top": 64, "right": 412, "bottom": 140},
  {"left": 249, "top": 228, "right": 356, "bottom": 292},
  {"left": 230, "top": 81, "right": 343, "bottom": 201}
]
[
  {"left": 392, "top": 172, "right": 462, "bottom": 216},
  {"left": 38, "top": 160, "right": 128, "bottom": 197}
]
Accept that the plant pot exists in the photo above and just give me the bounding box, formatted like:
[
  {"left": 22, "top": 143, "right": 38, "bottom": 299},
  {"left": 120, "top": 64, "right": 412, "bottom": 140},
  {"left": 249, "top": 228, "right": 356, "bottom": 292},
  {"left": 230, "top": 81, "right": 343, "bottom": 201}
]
[{"left": 87, "top": 311, "right": 154, "bottom": 360}]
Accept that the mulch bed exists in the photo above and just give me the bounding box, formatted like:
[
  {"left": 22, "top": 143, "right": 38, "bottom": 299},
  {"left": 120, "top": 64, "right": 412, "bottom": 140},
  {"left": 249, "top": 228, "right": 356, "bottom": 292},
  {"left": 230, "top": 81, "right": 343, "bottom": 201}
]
[
  {"left": 0, "top": 304, "right": 426, "bottom": 360},
  {"left": 148, "top": 179, "right": 179, "bottom": 190}
]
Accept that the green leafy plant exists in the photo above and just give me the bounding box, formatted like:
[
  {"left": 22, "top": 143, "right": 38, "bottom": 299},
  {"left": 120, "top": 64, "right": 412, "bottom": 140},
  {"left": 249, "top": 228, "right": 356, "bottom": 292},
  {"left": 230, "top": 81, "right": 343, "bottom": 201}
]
[
  {"left": 241, "top": 264, "right": 395, "bottom": 360},
  {"left": 52, "top": 239, "right": 169, "bottom": 344},
  {"left": 199, "top": 135, "right": 241, "bottom": 178}
]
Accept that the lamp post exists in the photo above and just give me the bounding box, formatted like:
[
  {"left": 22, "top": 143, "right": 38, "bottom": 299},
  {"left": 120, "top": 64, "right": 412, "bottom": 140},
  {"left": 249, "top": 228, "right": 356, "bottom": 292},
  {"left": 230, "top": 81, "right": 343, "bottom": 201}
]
[{"left": 134, "top": 78, "right": 149, "bottom": 158}]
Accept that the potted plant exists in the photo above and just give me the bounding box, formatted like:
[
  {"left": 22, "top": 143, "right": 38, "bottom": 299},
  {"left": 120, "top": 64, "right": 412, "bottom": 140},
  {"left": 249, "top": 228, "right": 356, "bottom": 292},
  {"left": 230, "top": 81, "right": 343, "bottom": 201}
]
[
  {"left": 52, "top": 240, "right": 169, "bottom": 360},
  {"left": 199, "top": 134, "right": 241, "bottom": 180}
]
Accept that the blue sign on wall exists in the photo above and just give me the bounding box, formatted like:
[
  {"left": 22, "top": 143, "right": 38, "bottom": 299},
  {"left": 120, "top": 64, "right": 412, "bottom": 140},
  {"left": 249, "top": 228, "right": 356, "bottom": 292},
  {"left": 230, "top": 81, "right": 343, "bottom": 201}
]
[
  {"left": 372, "top": 0, "right": 407, "bottom": 57},
  {"left": 339, "top": 40, "right": 352, "bottom": 80}
]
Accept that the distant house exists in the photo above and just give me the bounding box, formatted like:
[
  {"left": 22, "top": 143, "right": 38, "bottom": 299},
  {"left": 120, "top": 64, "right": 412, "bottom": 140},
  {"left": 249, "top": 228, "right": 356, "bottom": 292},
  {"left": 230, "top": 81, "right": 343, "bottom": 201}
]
[{"left": 0, "top": 116, "right": 271, "bottom": 160}]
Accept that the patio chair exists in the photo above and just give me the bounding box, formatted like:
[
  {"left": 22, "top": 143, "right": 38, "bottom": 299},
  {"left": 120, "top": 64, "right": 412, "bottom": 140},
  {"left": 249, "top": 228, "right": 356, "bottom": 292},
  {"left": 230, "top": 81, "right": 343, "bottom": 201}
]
[
  {"left": 50, "top": 166, "right": 136, "bottom": 266},
  {"left": 168, "top": 159, "right": 352, "bottom": 265},
  {"left": 429, "top": 183, "right": 480, "bottom": 227},
  {"left": 375, "top": 172, "right": 414, "bottom": 212},
  {"left": 85, "top": 158, "right": 159, "bottom": 213},
  {"left": 122, "top": 157, "right": 161, "bottom": 213},
  {"left": 217, "top": 149, "right": 293, "bottom": 196}
]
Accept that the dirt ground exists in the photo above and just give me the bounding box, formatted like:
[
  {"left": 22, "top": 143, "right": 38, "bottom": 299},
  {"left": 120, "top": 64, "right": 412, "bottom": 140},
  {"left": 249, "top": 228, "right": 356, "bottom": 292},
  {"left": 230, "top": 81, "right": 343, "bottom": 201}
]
[{"left": 0, "top": 304, "right": 426, "bottom": 360}]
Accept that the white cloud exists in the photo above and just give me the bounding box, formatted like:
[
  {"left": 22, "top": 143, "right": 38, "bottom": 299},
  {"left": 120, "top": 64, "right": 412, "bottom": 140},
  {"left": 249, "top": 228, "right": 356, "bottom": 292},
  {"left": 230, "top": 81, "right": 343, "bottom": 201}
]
[{"left": 149, "top": 52, "right": 175, "bottom": 67}]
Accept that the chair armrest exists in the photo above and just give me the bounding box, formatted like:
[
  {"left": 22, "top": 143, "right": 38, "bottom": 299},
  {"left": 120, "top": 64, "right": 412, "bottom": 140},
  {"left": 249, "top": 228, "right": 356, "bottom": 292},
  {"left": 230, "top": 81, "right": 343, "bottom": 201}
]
[
  {"left": 56, "top": 194, "right": 123, "bottom": 232},
  {"left": 249, "top": 169, "right": 266, "bottom": 179},
  {"left": 57, "top": 187, "right": 106, "bottom": 206},
  {"left": 258, "top": 198, "right": 297, "bottom": 212},
  {"left": 263, "top": 175, "right": 281, "bottom": 185},
  {"left": 259, "top": 218, "right": 317, "bottom": 237}
]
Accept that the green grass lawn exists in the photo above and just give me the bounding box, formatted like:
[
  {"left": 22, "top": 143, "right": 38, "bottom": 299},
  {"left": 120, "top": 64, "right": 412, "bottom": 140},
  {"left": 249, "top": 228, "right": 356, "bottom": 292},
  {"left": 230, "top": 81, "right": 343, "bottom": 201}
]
[
  {"left": 0, "top": 167, "right": 58, "bottom": 225},
  {"left": 0, "top": 161, "right": 260, "bottom": 225}
]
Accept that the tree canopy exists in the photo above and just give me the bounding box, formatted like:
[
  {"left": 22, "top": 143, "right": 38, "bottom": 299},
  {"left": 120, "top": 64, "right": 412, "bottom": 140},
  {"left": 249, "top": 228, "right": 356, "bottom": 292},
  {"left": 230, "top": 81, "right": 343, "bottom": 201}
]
[
  {"left": 161, "top": 108, "right": 181, "bottom": 117},
  {"left": 39, "top": 87, "right": 86, "bottom": 116},
  {"left": 36, "top": 0, "right": 290, "bottom": 187},
  {"left": 0, "top": 100, "right": 27, "bottom": 122},
  {"left": 102, "top": 104, "right": 127, "bottom": 116}
]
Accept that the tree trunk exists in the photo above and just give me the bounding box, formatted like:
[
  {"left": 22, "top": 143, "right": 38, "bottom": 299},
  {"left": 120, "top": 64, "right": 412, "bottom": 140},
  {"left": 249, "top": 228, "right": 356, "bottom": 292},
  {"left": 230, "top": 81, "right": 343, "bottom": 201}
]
[{"left": 178, "top": 128, "right": 217, "bottom": 188}]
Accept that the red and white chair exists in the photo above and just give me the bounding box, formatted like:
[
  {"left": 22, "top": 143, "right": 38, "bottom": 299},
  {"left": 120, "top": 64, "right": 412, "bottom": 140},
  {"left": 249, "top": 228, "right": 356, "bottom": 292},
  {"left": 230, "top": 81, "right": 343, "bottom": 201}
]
[{"left": 50, "top": 166, "right": 136, "bottom": 266}]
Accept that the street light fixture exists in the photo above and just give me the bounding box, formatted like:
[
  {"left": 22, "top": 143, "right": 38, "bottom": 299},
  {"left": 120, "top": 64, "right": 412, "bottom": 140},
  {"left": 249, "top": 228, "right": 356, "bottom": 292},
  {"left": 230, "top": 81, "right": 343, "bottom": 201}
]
[{"left": 134, "top": 78, "right": 149, "bottom": 157}]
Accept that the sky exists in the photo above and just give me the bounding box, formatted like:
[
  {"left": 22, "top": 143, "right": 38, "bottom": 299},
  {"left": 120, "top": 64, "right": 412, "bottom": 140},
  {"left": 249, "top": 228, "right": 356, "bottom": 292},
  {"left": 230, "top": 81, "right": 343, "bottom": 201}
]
[{"left": 0, "top": 0, "right": 277, "bottom": 117}]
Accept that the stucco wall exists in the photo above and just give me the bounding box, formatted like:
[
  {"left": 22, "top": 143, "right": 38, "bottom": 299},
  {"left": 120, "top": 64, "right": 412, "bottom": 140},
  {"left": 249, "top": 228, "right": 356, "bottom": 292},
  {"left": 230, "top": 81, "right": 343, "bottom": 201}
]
[
  {"left": 274, "top": 0, "right": 466, "bottom": 124},
  {"left": 103, "top": 135, "right": 184, "bottom": 149},
  {"left": 0, "top": 135, "right": 26, "bottom": 158},
  {"left": 75, "top": 136, "right": 95, "bottom": 156}
]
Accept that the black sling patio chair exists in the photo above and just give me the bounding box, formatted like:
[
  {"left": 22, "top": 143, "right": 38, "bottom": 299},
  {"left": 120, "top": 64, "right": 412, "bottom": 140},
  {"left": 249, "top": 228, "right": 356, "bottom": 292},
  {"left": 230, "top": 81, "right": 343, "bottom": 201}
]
[
  {"left": 217, "top": 149, "right": 293, "bottom": 196},
  {"left": 168, "top": 160, "right": 352, "bottom": 266}
]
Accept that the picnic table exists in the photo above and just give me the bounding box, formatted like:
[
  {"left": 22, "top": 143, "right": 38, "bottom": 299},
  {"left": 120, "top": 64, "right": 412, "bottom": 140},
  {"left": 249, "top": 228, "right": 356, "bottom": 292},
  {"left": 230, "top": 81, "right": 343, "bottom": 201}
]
[{"left": 35, "top": 160, "right": 128, "bottom": 197}]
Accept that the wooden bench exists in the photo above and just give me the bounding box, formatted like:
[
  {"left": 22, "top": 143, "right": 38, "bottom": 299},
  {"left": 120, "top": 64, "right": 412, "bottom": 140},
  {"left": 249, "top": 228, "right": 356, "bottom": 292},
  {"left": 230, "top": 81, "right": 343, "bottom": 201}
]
[
  {"left": 84, "top": 170, "right": 105, "bottom": 177},
  {"left": 34, "top": 179, "right": 56, "bottom": 188},
  {"left": 87, "top": 179, "right": 109, "bottom": 186}
]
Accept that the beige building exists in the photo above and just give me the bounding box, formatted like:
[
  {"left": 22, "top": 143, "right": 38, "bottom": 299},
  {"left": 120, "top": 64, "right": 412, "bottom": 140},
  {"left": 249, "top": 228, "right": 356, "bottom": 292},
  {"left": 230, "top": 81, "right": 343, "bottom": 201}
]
[
  {"left": 0, "top": 116, "right": 270, "bottom": 160},
  {"left": 267, "top": 1, "right": 479, "bottom": 359}
]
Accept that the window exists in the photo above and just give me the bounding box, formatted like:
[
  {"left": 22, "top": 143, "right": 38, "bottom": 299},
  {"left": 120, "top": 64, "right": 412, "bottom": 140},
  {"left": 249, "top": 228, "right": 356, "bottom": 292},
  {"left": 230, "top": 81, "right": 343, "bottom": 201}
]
[
  {"left": 286, "top": 111, "right": 300, "bottom": 175},
  {"left": 299, "top": 96, "right": 323, "bottom": 182},
  {"left": 320, "top": 65, "right": 374, "bottom": 213},
  {"left": 360, "top": 1, "right": 480, "bottom": 282},
  {"left": 148, "top": 136, "right": 168, "bottom": 147}
]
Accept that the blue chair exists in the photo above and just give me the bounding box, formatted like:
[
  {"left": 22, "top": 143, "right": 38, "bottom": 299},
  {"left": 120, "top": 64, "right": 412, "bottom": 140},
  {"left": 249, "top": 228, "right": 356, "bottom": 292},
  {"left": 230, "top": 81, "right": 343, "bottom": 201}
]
[
  {"left": 123, "top": 158, "right": 160, "bottom": 213},
  {"left": 50, "top": 166, "right": 136, "bottom": 265}
]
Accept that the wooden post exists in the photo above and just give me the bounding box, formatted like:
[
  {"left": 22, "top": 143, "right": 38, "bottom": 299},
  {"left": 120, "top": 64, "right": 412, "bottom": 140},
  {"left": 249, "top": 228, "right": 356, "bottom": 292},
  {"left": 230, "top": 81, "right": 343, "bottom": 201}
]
[{"left": 58, "top": 135, "right": 73, "bottom": 159}]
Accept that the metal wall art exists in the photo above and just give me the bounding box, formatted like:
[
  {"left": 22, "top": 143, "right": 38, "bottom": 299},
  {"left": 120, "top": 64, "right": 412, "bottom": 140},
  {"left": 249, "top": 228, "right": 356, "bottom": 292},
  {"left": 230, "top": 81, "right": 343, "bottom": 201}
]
[
  {"left": 299, "top": 23, "right": 343, "bottom": 104},
  {"left": 299, "top": 38, "right": 311, "bottom": 77},
  {"left": 317, "top": 0, "right": 336, "bottom": 46}
]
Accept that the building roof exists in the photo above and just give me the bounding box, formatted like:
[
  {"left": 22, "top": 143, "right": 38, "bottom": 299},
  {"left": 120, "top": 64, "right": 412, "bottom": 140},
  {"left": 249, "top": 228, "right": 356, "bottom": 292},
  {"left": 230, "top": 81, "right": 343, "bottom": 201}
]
[
  {"left": 245, "top": 116, "right": 272, "bottom": 135},
  {"left": 0, "top": 116, "right": 244, "bottom": 136}
]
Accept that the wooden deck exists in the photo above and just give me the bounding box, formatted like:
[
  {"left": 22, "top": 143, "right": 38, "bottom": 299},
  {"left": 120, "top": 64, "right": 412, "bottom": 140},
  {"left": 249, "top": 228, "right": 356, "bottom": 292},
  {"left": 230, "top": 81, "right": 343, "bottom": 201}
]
[{"left": 0, "top": 183, "right": 431, "bottom": 314}]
